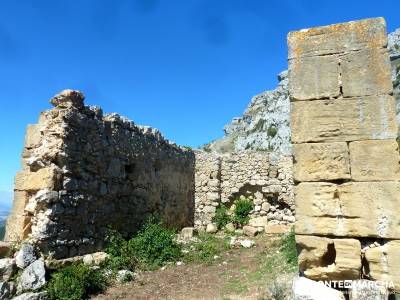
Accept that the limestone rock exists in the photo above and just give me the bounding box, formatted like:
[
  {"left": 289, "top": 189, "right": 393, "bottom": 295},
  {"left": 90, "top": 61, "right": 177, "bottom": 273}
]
[
  {"left": 288, "top": 17, "right": 387, "bottom": 59},
  {"left": 224, "top": 223, "right": 235, "bottom": 233},
  {"left": 13, "top": 292, "right": 47, "bottom": 300},
  {"left": 0, "top": 258, "right": 17, "bottom": 281},
  {"left": 18, "top": 259, "right": 46, "bottom": 292},
  {"left": 25, "top": 125, "right": 42, "bottom": 149},
  {"left": 265, "top": 225, "right": 291, "bottom": 234},
  {"left": 50, "top": 89, "right": 84, "bottom": 109},
  {"left": 0, "top": 281, "right": 15, "bottom": 300},
  {"left": 365, "top": 240, "right": 400, "bottom": 293},
  {"left": 289, "top": 55, "right": 340, "bottom": 100},
  {"left": 243, "top": 225, "right": 258, "bottom": 237},
  {"left": 341, "top": 48, "right": 393, "bottom": 97},
  {"left": 293, "top": 142, "right": 350, "bottom": 181},
  {"left": 15, "top": 244, "right": 36, "bottom": 269},
  {"left": 206, "top": 223, "right": 218, "bottom": 234},
  {"left": 349, "top": 139, "right": 400, "bottom": 181},
  {"left": 181, "top": 227, "right": 197, "bottom": 240},
  {"left": 291, "top": 96, "right": 397, "bottom": 143},
  {"left": 116, "top": 270, "right": 134, "bottom": 283},
  {"left": 239, "top": 239, "right": 255, "bottom": 248},
  {"left": 82, "top": 252, "right": 109, "bottom": 266},
  {"left": 292, "top": 276, "right": 345, "bottom": 300},
  {"left": 296, "top": 235, "right": 361, "bottom": 281},
  {"left": 295, "top": 182, "right": 400, "bottom": 238},
  {"left": 0, "top": 242, "right": 11, "bottom": 258},
  {"left": 349, "top": 280, "right": 389, "bottom": 300},
  {"left": 15, "top": 167, "right": 59, "bottom": 191},
  {"left": 248, "top": 216, "right": 268, "bottom": 227}
]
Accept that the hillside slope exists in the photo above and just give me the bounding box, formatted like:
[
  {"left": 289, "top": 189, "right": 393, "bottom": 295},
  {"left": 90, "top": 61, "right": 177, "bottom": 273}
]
[{"left": 205, "top": 29, "right": 400, "bottom": 154}]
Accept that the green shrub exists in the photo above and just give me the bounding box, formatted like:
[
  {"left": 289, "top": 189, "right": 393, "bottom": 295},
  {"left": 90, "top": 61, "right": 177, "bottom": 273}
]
[
  {"left": 128, "top": 216, "right": 182, "bottom": 269},
  {"left": 46, "top": 264, "right": 107, "bottom": 300},
  {"left": 280, "top": 227, "right": 297, "bottom": 269},
  {"left": 104, "top": 231, "right": 137, "bottom": 271},
  {"left": 267, "top": 125, "right": 278, "bottom": 138},
  {"left": 232, "top": 198, "right": 254, "bottom": 226},
  {"left": 212, "top": 205, "right": 231, "bottom": 229}
]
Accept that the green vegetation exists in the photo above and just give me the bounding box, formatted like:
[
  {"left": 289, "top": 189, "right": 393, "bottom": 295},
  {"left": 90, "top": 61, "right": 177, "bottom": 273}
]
[
  {"left": 280, "top": 227, "right": 298, "bottom": 269},
  {"left": 46, "top": 216, "right": 182, "bottom": 299},
  {"left": 183, "top": 232, "right": 229, "bottom": 264},
  {"left": 212, "top": 205, "right": 231, "bottom": 230},
  {"left": 47, "top": 263, "right": 107, "bottom": 300},
  {"left": 231, "top": 198, "right": 254, "bottom": 226},
  {"left": 267, "top": 125, "right": 278, "bottom": 138}
]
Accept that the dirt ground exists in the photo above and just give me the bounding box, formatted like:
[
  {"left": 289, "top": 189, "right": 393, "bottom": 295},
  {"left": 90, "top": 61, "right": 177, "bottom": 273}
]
[{"left": 92, "top": 235, "right": 295, "bottom": 300}]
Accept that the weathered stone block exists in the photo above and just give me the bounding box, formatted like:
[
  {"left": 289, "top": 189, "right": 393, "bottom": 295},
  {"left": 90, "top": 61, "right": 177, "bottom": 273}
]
[
  {"left": 349, "top": 280, "right": 389, "bottom": 300},
  {"left": 15, "top": 167, "right": 58, "bottom": 191},
  {"left": 4, "top": 191, "right": 30, "bottom": 242},
  {"left": 297, "top": 235, "right": 361, "bottom": 280},
  {"left": 365, "top": 240, "right": 400, "bottom": 293},
  {"left": 349, "top": 139, "right": 400, "bottom": 181},
  {"left": 288, "top": 17, "right": 387, "bottom": 59},
  {"left": 341, "top": 48, "right": 393, "bottom": 97},
  {"left": 25, "top": 125, "right": 42, "bottom": 149},
  {"left": 289, "top": 55, "right": 340, "bottom": 100},
  {"left": 293, "top": 142, "right": 350, "bottom": 182},
  {"left": 295, "top": 182, "right": 400, "bottom": 238},
  {"left": 291, "top": 95, "right": 397, "bottom": 143},
  {"left": 264, "top": 224, "right": 291, "bottom": 234}
]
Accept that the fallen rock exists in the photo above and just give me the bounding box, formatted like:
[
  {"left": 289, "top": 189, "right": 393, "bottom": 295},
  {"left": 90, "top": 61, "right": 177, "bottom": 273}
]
[
  {"left": 13, "top": 291, "right": 47, "bottom": 300},
  {"left": 239, "top": 239, "right": 255, "bottom": 248},
  {"left": 206, "top": 223, "right": 218, "bottom": 234},
  {"left": 50, "top": 89, "right": 84, "bottom": 108},
  {"left": 224, "top": 223, "right": 235, "bottom": 233},
  {"left": 15, "top": 244, "right": 36, "bottom": 269},
  {"left": 18, "top": 259, "right": 46, "bottom": 292},
  {"left": 82, "top": 252, "right": 109, "bottom": 265},
  {"left": 292, "top": 276, "right": 345, "bottom": 300},
  {"left": 0, "top": 281, "right": 15, "bottom": 300},
  {"left": 0, "top": 258, "right": 17, "bottom": 281},
  {"left": 243, "top": 225, "right": 258, "bottom": 237},
  {"left": 265, "top": 224, "right": 291, "bottom": 234},
  {"left": 249, "top": 216, "right": 268, "bottom": 227},
  {"left": 0, "top": 242, "right": 12, "bottom": 258},
  {"left": 181, "top": 227, "right": 197, "bottom": 240},
  {"left": 349, "top": 280, "right": 389, "bottom": 300},
  {"left": 116, "top": 270, "right": 135, "bottom": 283}
]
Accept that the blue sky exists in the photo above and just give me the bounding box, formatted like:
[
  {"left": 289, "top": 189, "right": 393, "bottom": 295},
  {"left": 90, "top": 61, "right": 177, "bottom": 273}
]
[{"left": 0, "top": 0, "right": 399, "bottom": 204}]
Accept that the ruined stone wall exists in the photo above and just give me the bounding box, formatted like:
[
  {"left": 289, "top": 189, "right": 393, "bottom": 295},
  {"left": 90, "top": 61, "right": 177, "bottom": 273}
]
[
  {"left": 5, "top": 90, "right": 195, "bottom": 259},
  {"left": 194, "top": 150, "right": 294, "bottom": 229},
  {"left": 289, "top": 18, "right": 400, "bottom": 292}
]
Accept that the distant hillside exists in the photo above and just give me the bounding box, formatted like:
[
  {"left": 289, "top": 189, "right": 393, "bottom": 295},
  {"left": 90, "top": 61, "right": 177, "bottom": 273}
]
[{"left": 204, "top": 29, "right": 400, "bottom": 154}]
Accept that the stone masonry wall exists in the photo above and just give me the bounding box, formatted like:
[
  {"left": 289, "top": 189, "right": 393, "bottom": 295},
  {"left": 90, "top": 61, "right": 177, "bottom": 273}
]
[
  {"left": 289, "top": 18, "right": 400, "bottom": 292},
  {"left": 5, "top": 90, "right": 195, "bottom": 259},
  {"left": 194, "top": 150, "right": 294, "bottom": 230}
]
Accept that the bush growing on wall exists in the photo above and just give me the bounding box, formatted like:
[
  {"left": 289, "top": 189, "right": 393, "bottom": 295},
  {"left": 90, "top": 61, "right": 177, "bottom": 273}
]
[
  {"left": 212, "top": 205, "right": 231, "bottom": 229},
  {"left": 232, "top": 198, "right": 254, "bottom": 226}
]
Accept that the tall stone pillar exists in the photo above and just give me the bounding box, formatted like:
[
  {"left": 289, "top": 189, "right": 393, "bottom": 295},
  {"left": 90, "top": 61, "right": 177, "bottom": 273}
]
[{"left": 288, "top": 18, "right": 400, "bottom": 292}]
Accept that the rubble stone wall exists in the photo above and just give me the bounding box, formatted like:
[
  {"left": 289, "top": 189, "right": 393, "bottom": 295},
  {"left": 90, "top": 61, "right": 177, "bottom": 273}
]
[
  {"left": 194, "top": 150, "right": 294, "bottom": 229},
  {"left": 289, "top": 18, "right": 400, "bottom": 292},
  {"left": 5, "top": 90, "right": 195, "bottom": 259}
]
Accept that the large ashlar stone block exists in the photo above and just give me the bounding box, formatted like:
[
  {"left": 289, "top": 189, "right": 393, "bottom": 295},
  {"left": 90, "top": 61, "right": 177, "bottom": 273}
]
[
  {"left": 349, "top": 139, "right": 400, "bottom": 181},
  {"left": 297, "top": 235, "right": 361, "bottom": 280},
  {"left": 341, "top": 48, "right": 393, "bottom": 97},
  {"left": 15, "top": 167, "right": 58, "bottom": 191},
  {"left": 289, "top": 55, "right": 340, "bottom": 100},
  {"left": 291, "top": 95, "right": 397, "bottom": 143},
  {"left": 4, "top": 191, "right": 30, "bottom": 241},
  {"left": 288, "top": 17, "right": 387, "bottom": 59},
  {"left": 25, "top": 125, "right": 42, "bottom": 149},
  {"left": 295, "top": 182, "right": 400, "bottom": 238},
  {"left": 293, "top": 142, "right": 350, "bottom": 182},
  {"left": 365, "top": 240, "right": 400, "bottom": 293}
]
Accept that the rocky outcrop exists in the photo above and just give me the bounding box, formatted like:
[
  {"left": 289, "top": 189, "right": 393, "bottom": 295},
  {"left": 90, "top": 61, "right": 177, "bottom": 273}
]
[
  {"left": 289, "top": 18, "right": 400, "bottom": 293},
  {"left": 206, "top": 28, "right": 400, "bottom": 154},
  {"left": 5, "top": 90, "right": 195, "bottom": 259}
]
